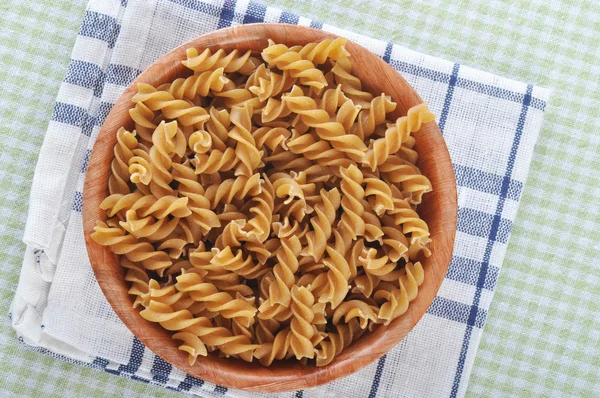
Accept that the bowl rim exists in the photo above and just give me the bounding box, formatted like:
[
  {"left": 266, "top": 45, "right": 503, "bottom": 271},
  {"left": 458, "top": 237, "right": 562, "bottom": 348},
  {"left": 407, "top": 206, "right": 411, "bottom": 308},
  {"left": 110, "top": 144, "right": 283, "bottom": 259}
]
[{"left": 83, "top": 22, "right": 458, "bottom": 392}]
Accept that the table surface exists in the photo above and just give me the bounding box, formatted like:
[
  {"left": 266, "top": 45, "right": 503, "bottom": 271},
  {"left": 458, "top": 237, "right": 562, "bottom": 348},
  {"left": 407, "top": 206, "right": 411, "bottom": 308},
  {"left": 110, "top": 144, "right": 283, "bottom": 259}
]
[{"left": 1, "top": 0, "right": 599, "bottom": 397}]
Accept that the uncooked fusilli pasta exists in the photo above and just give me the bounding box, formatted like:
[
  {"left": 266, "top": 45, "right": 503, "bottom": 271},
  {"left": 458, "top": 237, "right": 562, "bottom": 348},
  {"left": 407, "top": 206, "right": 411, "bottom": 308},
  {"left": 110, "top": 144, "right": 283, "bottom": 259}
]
[{"left": 91, "top": 37, "right": 434, "bottom": 367}]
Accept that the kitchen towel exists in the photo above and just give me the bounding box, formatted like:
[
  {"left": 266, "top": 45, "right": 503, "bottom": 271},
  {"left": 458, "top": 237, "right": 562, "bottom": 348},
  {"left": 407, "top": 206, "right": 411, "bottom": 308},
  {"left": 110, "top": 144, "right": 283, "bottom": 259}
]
[{"left": 10, "top": 0, "right": 549, "bottom": 397}]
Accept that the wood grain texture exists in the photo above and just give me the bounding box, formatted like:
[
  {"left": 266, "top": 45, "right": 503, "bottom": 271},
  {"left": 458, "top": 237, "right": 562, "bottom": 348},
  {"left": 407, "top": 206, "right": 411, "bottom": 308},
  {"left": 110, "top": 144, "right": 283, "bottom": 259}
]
[{"left": 82, "top": 23, "right": 458, "bottom": 392}]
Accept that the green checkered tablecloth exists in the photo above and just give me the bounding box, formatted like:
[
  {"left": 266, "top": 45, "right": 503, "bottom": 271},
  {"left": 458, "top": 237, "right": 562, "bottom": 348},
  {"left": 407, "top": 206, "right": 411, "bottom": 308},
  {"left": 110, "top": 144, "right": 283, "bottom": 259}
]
[{"left": 0, "top": 0, "right": 598, "bottom": 397}]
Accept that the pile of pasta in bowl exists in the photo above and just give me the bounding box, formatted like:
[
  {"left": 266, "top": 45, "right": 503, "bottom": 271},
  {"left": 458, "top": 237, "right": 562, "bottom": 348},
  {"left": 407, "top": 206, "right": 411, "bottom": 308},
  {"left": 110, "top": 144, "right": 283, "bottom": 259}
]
[{"left": 91, "top": 37, "right": 435, "bottom": 367}]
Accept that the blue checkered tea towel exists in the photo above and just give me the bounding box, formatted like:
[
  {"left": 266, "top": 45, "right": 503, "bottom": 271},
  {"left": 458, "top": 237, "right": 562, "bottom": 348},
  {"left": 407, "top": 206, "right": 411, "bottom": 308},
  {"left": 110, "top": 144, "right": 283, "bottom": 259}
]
[{"left": 10, "top": 0, "right": 549, "bottom": 397}]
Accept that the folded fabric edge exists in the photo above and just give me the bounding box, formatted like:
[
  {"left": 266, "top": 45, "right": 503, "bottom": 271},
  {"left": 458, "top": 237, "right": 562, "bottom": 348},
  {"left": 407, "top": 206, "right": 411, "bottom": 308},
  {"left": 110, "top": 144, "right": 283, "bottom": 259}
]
[
  {"left": 11, "top": 247, "right": 50, "bottom": 345},
  {"left": 9, "top": 246, "right": 93, "bottom": 363}
]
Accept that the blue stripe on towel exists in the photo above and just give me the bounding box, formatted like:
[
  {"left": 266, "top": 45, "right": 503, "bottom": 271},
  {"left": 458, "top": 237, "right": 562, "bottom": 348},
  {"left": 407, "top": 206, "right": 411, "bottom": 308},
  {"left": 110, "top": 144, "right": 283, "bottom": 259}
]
[
  {"left": 106, "top": 64, "right": 141, "bottom": 87},
  {"left": 446, "top": 256, "right": 499, "bottom": 291},
  {"left": 151, "top": 355, "right": 172, "bottom": 384},
  {"left": 118, "top": 337, "right": 146, "bottom": 375},
  {"left": 279, "top": 11, "right": 299, "bottom": 25},
  {"left": 427, "top": 297, "right": 487, "bottom": 328},
  {"left": 170, "top": 0, "right": 222, "bottom": 16},
  {"left": 243, "top": 1, "right": 267, "bottom": 24},
  {"left": 382, "top": 42, "right": 393, "bottom": 64},
  {"left": 217, "top": 0, "right": 236, "bottom": 29},
  {"left": 454, "top": 164, "right": 523, "bottom": 202},
  {"left": 64, "top": 60, "right": 106, "bottom": 97},
  {"left": 52, "top": 102, "right": 87, "bottom": 127},
  {"left": 457, "top": 208, "right": 513, "bottom": 244},
  {"left": 177, "top": 374, "right": 205, "bottom": 392},
  {"left": 438, "top": 63, "right": 460, "bottom": 133},
  {"left": 368, "top": 354, "right": 387, "bottom": 398},
  {"left": 79, "top": 11, "right": 121, "bottom": 49}
]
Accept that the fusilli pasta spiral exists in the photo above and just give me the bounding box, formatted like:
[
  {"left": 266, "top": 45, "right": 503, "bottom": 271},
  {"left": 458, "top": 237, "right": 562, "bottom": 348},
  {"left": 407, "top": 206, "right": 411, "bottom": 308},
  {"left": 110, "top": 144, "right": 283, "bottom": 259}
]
[{"left": 93, "top": 37, "right": 434, "bottom": 367}]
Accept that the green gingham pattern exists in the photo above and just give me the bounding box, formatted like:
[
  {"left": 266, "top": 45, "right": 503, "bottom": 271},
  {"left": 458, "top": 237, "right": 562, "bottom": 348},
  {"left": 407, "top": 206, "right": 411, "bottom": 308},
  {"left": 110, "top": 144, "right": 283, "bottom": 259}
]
[{"left": 0, "top": 2, "right": 597, "bottom": 398}]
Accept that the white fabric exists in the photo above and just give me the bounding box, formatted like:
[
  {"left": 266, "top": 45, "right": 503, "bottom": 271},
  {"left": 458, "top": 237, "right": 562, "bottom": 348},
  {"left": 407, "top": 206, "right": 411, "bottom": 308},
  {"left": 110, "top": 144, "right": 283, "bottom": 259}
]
[{"left": 11, "top": 0, "right": 550, "bottom": 397}]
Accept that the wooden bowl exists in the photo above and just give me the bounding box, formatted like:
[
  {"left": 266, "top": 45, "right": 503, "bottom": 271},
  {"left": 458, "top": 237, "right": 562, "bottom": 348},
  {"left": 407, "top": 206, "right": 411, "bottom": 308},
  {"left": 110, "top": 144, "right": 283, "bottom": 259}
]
[{"left": 83, "top": 23, "right": 457, "bottom": 392}]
